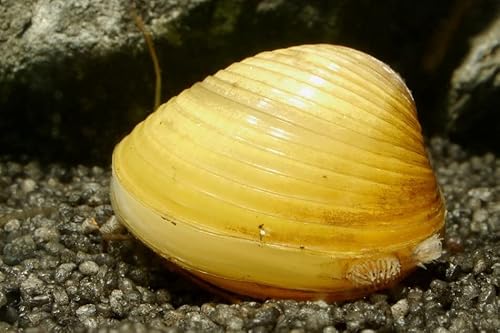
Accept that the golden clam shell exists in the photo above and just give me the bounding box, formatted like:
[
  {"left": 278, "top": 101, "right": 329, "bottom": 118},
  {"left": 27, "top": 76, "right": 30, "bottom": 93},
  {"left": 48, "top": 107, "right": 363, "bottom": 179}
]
[{"left": 111, "top": 44, "right": 446, "bottom": 301}]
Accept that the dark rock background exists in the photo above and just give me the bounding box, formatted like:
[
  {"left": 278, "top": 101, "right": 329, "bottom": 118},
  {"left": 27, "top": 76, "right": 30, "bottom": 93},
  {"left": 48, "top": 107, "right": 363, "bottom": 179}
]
[
  {"left": 1, "top": 0, "right": 498, "bottom": 163},
  {"left": 446, "top": 16, "right": 500, "bottom": 149},
  {"left": 0, "top": 1, "right": 499, "bottom": 332}
]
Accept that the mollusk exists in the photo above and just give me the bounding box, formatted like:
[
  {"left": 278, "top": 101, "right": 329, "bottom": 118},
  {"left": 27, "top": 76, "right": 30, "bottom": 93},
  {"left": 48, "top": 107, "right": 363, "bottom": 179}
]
[{"left": 110, "top": 44, "right": 446, "bottom": 301}]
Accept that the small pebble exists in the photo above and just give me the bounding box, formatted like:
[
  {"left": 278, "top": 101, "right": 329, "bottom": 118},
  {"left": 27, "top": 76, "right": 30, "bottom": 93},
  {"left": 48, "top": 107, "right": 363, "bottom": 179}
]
[
  {"left": 467, "top": 187, "right": 492, "bottom": 201},
  {"left": 0, "top": 292, "right": 7, "bottom": 308},
  {"left": 81, "top": 217, "right": 100, "bottom": 234},
  {"left": 79, "top": 260, "right": 99, "bottom": 275},
  {"left": 33, "top": 226, "right": 59, "bottom": 243},
  {"left": 76, "top": 304, "right": 97, "bottom": 317},
  {"left": 21, "top": 179, "right": 37, "bottom": 193},
  {"left": 4, "top": 219, "right": 20, "bottom": 232},
  {"left": 20, "top": 275, "right": 44, "bottom": 297},
  {"left": 472, "top": 209, "right": 489, "bottom": 223},
  {"left": 391, "top": 299, "right": 409, "bottom": 319},
  {"left": 433, "top": 328, "right": 450, "bottom": 333},
  {"left": 100, "top": 215, "right": 125, "bottom": 235},
  {"left": 54, "top": 263, "right": 77, "bottom": 282}
]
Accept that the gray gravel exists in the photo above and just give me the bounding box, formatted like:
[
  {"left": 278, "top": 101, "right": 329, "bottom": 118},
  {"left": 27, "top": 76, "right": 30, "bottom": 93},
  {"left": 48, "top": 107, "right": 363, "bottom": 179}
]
[{"left": 0, "top": 137, "right": 499, "bottom": 332}]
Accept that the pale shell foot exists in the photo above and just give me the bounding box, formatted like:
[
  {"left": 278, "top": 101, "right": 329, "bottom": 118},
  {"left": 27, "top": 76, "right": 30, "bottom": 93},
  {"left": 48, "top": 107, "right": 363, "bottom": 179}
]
[
  {"left": 345, "top": 256, "right": 402, "bottom": 288},
  {"left": 413, "top": 234, "right": 443, "bottom": 267}
]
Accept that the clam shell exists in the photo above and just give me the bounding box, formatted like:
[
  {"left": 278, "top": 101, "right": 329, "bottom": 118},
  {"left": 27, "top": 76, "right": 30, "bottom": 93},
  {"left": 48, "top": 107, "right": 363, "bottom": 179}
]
[{"left": 111, "top": 44, "right": 446, "bottom": 301}]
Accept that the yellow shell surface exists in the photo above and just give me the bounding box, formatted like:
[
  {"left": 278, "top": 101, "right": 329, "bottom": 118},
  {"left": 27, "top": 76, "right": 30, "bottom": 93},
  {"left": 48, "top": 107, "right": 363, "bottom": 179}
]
[{"left": 111, "top": 44, "right": 446, "bottom": 301}]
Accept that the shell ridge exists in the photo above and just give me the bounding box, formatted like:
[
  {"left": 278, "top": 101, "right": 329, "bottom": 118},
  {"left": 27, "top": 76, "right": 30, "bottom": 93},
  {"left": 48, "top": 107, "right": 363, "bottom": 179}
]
[
  {"left": 215, "top": 68, "right": 427, "bottom": 161},
  {"left": 141, "top": 100, "right": 443, "bottom": 216},
  {"left": 149, "top": 99, "right": 426, "bottom": 193},
  {"left": 250, "top": 53, "right": 420, "bottom": 135},
  {"left": 205, "top": 74, "right": 426, "bottom": 160},
  {"left": 327, "top": 46, "right": 416, "bottom": 109},
  {"left": 115, "top": 153, "right": 443, "bottom": 236},
  {"left": 297, "top": 45, "right": 416, "bottom": 116},
  {"left": 124, "top": 136, "right": 424, "bottom": 230},
  {"left": 294, "top": 46, "right": 420, "bottom": 135},
  {"left": 193, "top": 81, "right": 432, "bottom": 175},
  {"left": 226, "top": 61, "right": 423, "bottom": 146},
  {"left": 140, "top": 116, "right": 392, "bottom": 206},
  {"left": 177, "top": 85, "right": 435, "bottom": 184},
  {"left": 286, "top": 45, "right": 417, "bottom": 119}
]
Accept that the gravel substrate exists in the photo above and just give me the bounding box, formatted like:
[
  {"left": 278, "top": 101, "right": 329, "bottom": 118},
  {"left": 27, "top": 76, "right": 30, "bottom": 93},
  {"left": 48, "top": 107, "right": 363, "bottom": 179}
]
[{"left": 0, "top": 137, "right": 499, "bottom": 332}]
